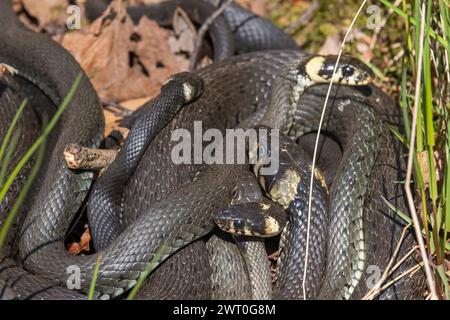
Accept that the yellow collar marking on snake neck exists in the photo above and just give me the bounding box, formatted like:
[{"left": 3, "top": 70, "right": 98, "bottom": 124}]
[{"left": 305, "top": 56, "right": 329, "bottom": 84}]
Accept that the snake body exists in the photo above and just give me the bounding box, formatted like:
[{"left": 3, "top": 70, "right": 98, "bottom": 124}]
[
  {"left": 206, "top": 232, "right": 252, "bottom": 299},
  {"left": 5, "top": 45, "right": 370, "bottom": 299},
  {"left": 0, "top": 0, "right": 284, "bottom": 299},
  {"left": 288, "top": 85, "right": 425, "bottom": 299},
  {"left": 0, "top": 0, "right": 104, "bottom": 299},
  {"left": 255, "top": 132, "right": 330, "bottom": 299},
  {"left": 221, "top": 171, "right": 280, "bottom": 300},
  {"left": 0, "top": 0, "right": 426, "bottom": 300},
  {"left": 85, "top": 5, "right": 299, "bottom": 293}
]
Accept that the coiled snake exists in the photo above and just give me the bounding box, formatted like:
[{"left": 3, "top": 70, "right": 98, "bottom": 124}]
[{"left": 0, "top": 0, "right": 425, "bottom": 299}]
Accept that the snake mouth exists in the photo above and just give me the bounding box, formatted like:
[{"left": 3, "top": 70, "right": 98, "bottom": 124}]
[{"left": 213, "top": 203, "right": 281, "bottom": 237}]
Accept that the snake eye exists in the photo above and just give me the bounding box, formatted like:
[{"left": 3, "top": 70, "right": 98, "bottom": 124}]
[
  {"left": 341, "top": 65, "right": 355, "bottom": 78},
  {"left": 233, "top": 219, "right": 245, "bottom": 230}
]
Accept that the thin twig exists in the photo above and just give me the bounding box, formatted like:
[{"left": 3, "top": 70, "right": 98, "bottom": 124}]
[
  {"left": 188, "top": 0, "right": 233, "bottom": 71},
  {"left": 404, "top": 1, "right": 439, "bottom": 300},
  {"left": 362, "top": 224, "right": 411, "bottom": 299},
  {"left": 302, "top": 0, "right": 368, "bottom": 300},
  {"left": 64, "top": 144, "right": 119, "bottom": 171},
  {"left": 377, "top": 263, "right": 423, "bottom": 293},
  {"left": 363, "top": 245, "right": 418, "bottom": 299}
]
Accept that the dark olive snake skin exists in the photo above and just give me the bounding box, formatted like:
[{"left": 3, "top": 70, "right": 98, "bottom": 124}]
[
  {"left": 0, "top": 0, "right": 426, "bottom": 300},
  {"left": 206, "top": 231, "right": 252, "bottom": 299},
  {"left": 87, "top": 72, "right": 204, "bottom": 251},
  {"left": 288, "top": 85, "right": 426, "bottom": 299},
  {"left": 84, "top": 1, "right": 299, "bottom": 299},
  {"left": 0, "top": 0, "right": 283, "bottom": 299},
  {"left": 134, "top": 239, "right": 213, "bottom": 300},
  {"left": 255, "top": 132, "right": 329, "bottom": 299},
  {"left": 0, "top": 0, "right": 103, "bottom": 299},
  {"left": 0, "top": 4, "right": 308, "bottom": 298},
  {"left": 223, "top": 171, "right": 277, "bottom": 300}
]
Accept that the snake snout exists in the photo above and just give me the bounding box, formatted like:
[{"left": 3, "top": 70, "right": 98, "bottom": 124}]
[
  {"left": 213, "top": 203, "right": 278, "bottom": 237},
  {"left": 162, "top": 71, "right": 204, "bottom": 102},
  {"left": 260, "top": 166, "right": 301, "bottom": 209}
]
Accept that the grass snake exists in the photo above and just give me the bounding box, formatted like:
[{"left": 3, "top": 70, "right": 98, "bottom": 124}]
[{"left": 0, "top": 0, "right": 426, "bottom": 300}]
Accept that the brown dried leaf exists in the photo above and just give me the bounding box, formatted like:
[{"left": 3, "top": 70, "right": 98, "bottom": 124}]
[
  {"left": 236, "top": 0, "right": 267, "bottom": 16},
  {"left": 62, "top": 0, "right": 180, "bottom": 103},
  {"left": 104, "top": 109, "right": 120, "bottom": 137},
  {"left": 170, "top": 9, "right": 196, "bottom": 50},
  {"left": 68, "top": 225, "right": 91, "bottom": 255},
  {"left": 121, "top": 96, "right": 152, "bottom": 110},
  {"left": 167, "top": 7, "right": 197, "bottom": 71},
  {"left": 19, "top": 0, "right": 69, "bottom": 31},
  {"left": 104, "top": 97, "right": 151, "bottom": 136}
]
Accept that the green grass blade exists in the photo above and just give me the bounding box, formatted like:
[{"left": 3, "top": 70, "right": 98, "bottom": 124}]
[
  {"left": 0, "top": 133, "right": 46, "bottom": 250},
  {"left": 400, "top": 59, "right": 411, "bottom": 141},
  {"left": 379, "top": 0, "right": 448, "bottom": 47},
  {"left": 126, "top": 241, "right": 172, "bottom": 300},
  {"left": 386, "top": 123, "right": 407, "bottom": 146},
  {"left": 436, "top": 264, "right": 450, "bottom": 299},
  {"left": 0, "top": 99, "right": 27, "bottom": 164},
  {"left": 0, "top": 73, "right": 82, "bottom": 204},
  {"left": 443, "top": 109, "right": 450, "bottom": 262},
  {"left": 88, "top": 255, "right": 103, "bottom": 300},
  {"left": 382, "top": 196, "right": 412, "bottom": 225},
  {"left": 0, "top": 130, "right": 20, "bottom": 187}
]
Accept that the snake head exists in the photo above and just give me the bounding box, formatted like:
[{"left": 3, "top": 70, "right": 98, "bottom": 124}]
[
  {"left": 305, "top": 55, "right": 374, "bottom": 86},
  {"left": 162, "top": 72, "right": 204, "bottom": 103},
  {"left": 213, "top": 203, "right": 281, "bottom": 237},
  {"left": 260, "top": 167, "right": 301, "bottom": 209}
]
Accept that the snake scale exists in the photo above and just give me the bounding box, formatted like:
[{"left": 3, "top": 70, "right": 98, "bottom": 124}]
[{"left": 0, "top": 0, "right": 426, "bottom": 299}]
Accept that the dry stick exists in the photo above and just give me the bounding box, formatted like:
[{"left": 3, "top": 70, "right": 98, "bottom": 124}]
[
  {"left": 363, "top": 245, "right": 418, "bottom": 300},
  {"left": 361, "top": 224, "right": 411, "bottom": 300},
  {"left": 0, "top": 63, "right": 18, "bottom": 76},
  {"left": 389, "top": 246, "right": 420, "bottom": 274},
  {"left": 188, "top": 0, "right": 233, "bottom": 71},
  {"left": 64, "top": 144, "right": 118, "bottom": 171},
  {"left": 404, "top": 2, "right": 439, "bottom": 300},
  {"left": 302, "top": 0, "right": 368, "bottom": 300},
  {"left": 378, "top": 263, "right": 424, "bottom": 293}
]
